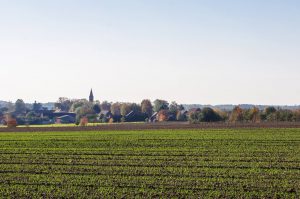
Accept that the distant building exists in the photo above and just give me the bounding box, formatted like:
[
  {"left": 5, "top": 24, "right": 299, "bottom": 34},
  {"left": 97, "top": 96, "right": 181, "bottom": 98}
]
[
  {"left": 149, "top": 112, "right": 158, "bottom": 122},
  {"left": 125, "top": 111, "right": 147, "bottom": 122},
  {"left": 53, "top": 111, "right": 76, "bottom": 118},
  {"left": 56, "top": 115, "right": 75, "bottom": 124},
  {"left": 99, "top": 110, "right": 113, "bottom": 120},
  {"left": 89, "top": 89, "right": 94, "bottom": 102}
]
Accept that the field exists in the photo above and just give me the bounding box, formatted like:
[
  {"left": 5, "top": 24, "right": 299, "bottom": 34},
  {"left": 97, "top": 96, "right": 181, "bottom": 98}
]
[{"left": 0, "top": 128, "right": 299, "bottom": 198}]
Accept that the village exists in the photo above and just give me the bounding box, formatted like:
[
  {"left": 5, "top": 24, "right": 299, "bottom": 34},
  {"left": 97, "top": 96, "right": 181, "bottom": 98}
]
[
  {"left": 0, "top": 89, "right": 191, "bottom": 126},
  {"left": 1, "top": 89, "right": 300, "bottom": 127}
]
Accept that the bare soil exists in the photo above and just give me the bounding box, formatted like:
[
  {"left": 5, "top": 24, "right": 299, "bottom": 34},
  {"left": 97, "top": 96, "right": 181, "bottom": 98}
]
[{"left": 1, "top": 122, "right": 300, "bottom": 132}]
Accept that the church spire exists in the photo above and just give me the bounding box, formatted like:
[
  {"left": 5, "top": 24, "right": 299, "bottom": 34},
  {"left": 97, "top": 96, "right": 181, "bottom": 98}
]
[{"left": 89, "top": 89, "right": 94, "bottom": 102}]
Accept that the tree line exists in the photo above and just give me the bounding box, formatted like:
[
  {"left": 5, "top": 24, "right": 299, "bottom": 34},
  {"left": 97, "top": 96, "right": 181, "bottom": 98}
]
[
  {"left": 189, "top": 106, "right": 300, "bottom": 123},
  {"left": 0, "top": 98, "right": 300, "bottom": 126}
]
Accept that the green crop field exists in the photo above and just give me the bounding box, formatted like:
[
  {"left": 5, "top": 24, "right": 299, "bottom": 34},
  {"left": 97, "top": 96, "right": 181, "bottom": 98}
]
[{"left": 0, "top": 129, "right": 299, "bottom": 198}]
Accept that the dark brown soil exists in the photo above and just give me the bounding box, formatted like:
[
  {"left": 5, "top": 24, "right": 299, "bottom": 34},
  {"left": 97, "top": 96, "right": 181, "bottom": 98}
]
[{"left": 1, "top": 122, "right": 300, "bottom": 132}]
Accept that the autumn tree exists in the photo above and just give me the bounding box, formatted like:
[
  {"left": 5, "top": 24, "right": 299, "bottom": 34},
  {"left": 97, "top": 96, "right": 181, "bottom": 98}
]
[
  {"left": 249, "top": 107, "right": 260, "bottom": 123},
  {"left": 120, "top": 103, "right": 132, "bottom": 116},
  {"left": 100, "top": 101, "right": 111, "bottom": 111},
  {"left": 229, "top": 106, "right": 244, "bottom": 122},
  {"left": 294, "top": 110, "right": 300, "bottom": 121},
  {"left": 141, "top": 99, "right": 153, "bottom": 118},
  {"left": 111, "top": 103, "right": 121, "bottom": 116}
]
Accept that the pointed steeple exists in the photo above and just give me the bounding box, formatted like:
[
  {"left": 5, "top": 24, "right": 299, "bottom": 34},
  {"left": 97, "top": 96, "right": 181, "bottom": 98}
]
[{"left": 89, "top": 89, "right": 94, "bottom": 102}]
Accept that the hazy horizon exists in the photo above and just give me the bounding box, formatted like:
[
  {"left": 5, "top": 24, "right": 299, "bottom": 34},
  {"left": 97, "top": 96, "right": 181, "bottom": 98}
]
[
  {"left": 1, "top": 0, "right": 299, "bottom": 105},
  {"left": 1, "top": 97, "right": 299, "bottom": 107}
]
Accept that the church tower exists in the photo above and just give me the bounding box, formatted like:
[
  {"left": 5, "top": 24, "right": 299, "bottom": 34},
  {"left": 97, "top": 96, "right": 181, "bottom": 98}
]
[{"left": 89, "top": 89, "right": 94, "bottom": 102}]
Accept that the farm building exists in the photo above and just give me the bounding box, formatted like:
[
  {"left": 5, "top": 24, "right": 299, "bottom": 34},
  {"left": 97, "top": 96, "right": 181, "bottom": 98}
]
[
  {"left": 56, "top": 115, "right": 75, "bottom": 124},
  {"left": 98, "top": 110, "right": 113, "bottom": 122},
  {"left": 125, "top": 111, "right": 147, "bottom": 122}
]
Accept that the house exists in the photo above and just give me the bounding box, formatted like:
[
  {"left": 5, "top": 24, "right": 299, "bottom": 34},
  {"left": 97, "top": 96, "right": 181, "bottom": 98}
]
[
  {"left": 53, "top": 111, "right": 76, "bottom": 118},
  {"left": 56, "top": 115, "right": 75, "bottom": 124},
  {"left": 52, "top": 111, "right": 76, "bottom": 124},
  {"left": 34, "top": 109, "right": 55, "bottom": 119},
  {"left": 149, "top": 110, "right": 172, "bottom": 122},
  {"left": 98, "top": 110, "right": 113, "bottom": 122},
  {"left": 149, "top": 112, "right": 158, "bottom": 122},
  {"left": 125, "top": 111, "right": 147, "bottom": 122},
  {"left": 180, "top": 110, "right": 188, "bottom": 115},
  {"left": 0, "top": 115, "right": 4, "bottom": 125},
  {"left": 3, "top": 113, "right": 18, "bottom": 127},
  {"left": 157, "top": 110, "right": 169, "bottom": 122},
  {"left": 168, "top": 112, "right": 176, "bottom": 121}
]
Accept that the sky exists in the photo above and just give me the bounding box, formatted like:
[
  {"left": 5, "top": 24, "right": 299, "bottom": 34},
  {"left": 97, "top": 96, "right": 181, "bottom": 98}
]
[{"left": 0, "top": 0, "right": 299, "bottom": 105}]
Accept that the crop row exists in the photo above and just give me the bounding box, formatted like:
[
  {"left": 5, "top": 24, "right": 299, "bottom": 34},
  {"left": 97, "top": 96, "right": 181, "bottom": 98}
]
[
  {"left": 1, "top": 154, "right": 299, "bottom": 163},
  {"left": 0, "top": 163, "right": 299, "bottom": 180},
  {"left": 0, "top": 172, "right": 298, "bottom": 191},
  {"left": 1, "top": 184, "right": 297, "bottom": 198},
  {"left": 0, "top": 159, "right": 299, "bottom": 170}
]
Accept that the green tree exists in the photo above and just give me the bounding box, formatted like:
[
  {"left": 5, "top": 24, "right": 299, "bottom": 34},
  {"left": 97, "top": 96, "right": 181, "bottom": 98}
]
[
  {"left": 200, "top": 107, "right": 222, "bottom": 122},
  {"left": 188, "top": 108, "right": 221, "bottom": 123},
  {"left": 265, "top": 106, "right": 277, "bottom": 115},
  {"left": 0, "top": 107, "right": 8, "bottom": 113},
  {"left": 188, "top": 109, "right": 202, "bottom": 124},
  {"left": 176, "top": 111, "right": 187, "bottom": 121},
  {"left": 93, "top": 104, "right": 101, "bottom": 114},
  {"left": 32, "top": 101, "right": 42, "bottom": 112},
  {"left": 70, "top": 99, "right": 88, "bottom": 112},
  {"left": 15, "top": 99, "right": 26, "bottom": 114},
  {"left": 131, "top": 103, "right": 141, "bottom": 112},
  {"left": 262, "top": 106, "right": 278, "bottom": 122},
  {"left": 276, "top": 109, "right": 294, "bottom": 122},
  {"left": 169, "top": 101, "right": 185, "bottom": 116},
  {"left": 75, "top": 103, "right": 94, "bottom": 124},
  {"left": 55, "top": 97, "right": 73, "bottom": 112},
  {"left": 153, "top": 99, "right": 169, "bottom": 112},
  {"left": 169, "top": 101, "right": 179, "bottom": 115}
]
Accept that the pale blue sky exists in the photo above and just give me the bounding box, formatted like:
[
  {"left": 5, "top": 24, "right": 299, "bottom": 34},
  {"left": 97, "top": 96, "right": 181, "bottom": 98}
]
[{"left": 0, "top": 0, "right": 299, "bottom": 105}]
